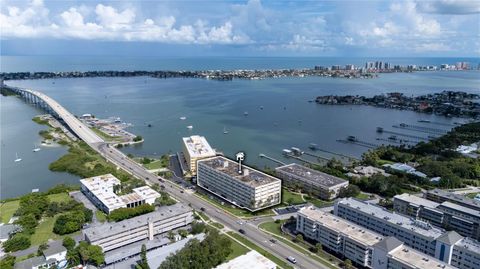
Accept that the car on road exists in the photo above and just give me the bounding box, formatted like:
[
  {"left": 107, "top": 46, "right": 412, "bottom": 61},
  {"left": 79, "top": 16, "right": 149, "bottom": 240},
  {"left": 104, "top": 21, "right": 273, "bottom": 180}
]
[
  {"left": 287, "top": 256, "right": 297, "bottom": 264},
  {"left": 238, "top": 229, "right": 246, "bottom": 234},
  {"left": 270, "top": 239, "right": 277, "bottom": 243},
  {"left": 180, "top": 190, "right": 184, "bottom": 193},
  {"left": 237, "top": 221, "right": 244, "bottom": 225},
  {"left": 200, "top": 207, "right": 205, "bottom": 211}
]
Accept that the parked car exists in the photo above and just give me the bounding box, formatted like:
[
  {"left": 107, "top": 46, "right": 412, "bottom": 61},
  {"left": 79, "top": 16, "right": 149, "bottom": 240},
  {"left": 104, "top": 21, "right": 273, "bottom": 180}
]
[{"left": 238, "top": 229, "right": 246, "bottom": 234}]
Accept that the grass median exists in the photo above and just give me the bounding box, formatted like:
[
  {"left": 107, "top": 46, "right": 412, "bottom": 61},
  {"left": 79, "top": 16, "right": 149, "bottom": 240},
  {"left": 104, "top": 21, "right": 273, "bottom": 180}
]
[{"left": 259, "top": 221, "right": 340, "bottom": 269}]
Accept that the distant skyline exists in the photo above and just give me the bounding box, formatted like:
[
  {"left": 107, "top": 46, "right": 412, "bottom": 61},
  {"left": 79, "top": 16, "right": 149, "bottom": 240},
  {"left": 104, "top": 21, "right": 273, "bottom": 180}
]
[{"left": 1, "top": 0, "right": 479, "bottom": 57}]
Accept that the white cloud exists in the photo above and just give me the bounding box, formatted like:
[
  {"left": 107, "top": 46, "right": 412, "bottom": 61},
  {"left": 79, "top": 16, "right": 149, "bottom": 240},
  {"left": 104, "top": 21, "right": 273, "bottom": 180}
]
[
  {"left": 0, "top": 0, "right": 250, "bottom": 44},
  {"left": 95, "top": 4, "right": 135, "bottom": 30}
]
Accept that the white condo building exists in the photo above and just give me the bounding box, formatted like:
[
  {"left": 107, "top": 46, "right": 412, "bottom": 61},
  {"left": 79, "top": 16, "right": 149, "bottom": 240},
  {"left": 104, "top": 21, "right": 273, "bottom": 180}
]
[
  {"left": 197, "top": 156, "right": 281, "bottom": 211},
  {"left": 80, "top": 174, "right": 161, "bottom": 214},
  {"left": 182, "top": 135, "right": 216, "bottom": 175},
  {"left": 275, "top": 163, "right": 349, "bottom": 200},
  {"left": 296, "top": 206, "right": 453, "bottom": 269},
  {"left": 83, "top": 203, "right": 193, "bottom": 252},
  {"left": 334, "top": 198, "right": 480, "bottom": 269},
  {"left": 394, "top": 193, "right": 480, "bottom": 240}
]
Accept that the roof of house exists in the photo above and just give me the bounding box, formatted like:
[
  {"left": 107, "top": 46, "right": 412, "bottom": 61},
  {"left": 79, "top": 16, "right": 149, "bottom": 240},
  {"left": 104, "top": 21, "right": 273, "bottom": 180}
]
[
  {"left": 43, "top": 241, "right": 67, "bottom": 257},
  {"left": 14, "top": 256, "right": 46, "bottom": 269}
]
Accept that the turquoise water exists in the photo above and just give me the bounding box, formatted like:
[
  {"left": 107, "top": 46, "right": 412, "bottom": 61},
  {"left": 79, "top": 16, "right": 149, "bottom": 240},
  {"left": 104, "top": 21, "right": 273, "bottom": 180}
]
[
  {"left": 1, "top": 57, "right": 479, "bottom": 199},
  {"left": 1, "top": 56, "right": 479, "bottom": 72}
]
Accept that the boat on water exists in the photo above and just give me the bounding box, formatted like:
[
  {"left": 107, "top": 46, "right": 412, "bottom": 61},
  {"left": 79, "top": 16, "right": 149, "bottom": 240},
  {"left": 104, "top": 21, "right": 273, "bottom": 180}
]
[
  {"left": 187, "top": 125, "right": 193, "bottom": 130},
  {"left": 32, "top": 146, "right": 41, "bottom": 152},
  {"left": 180, "top": 116, "right": 187, "bottom": 120},
  {"left": 418, "top": 120, "right": 431, "bottom": 123},
  {"left": 244, "top": 111, "right": 248, "bottom": 116},
  {"left": 308, "top": 143, "right": 318, "bottom": 150},
  {"left": 223, "top": 126, "right": 229, "bottom": 134},
  {"left": 14, "top": 152, "right": 22, "bottom": 162},
  {"left": 260, "top": 106, "right": 264, "bottom": 110}
]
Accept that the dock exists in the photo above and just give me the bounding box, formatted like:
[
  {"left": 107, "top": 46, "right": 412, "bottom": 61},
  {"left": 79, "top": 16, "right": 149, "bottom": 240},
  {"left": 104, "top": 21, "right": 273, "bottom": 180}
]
[
  {"left": 376, "top": 127, "right": 428, "bottom": 141},
  {"left": 392, "top": 123, "right": 448, "bottom": 135},
  {"left": 337, "top": 136, "right": 379, "bottom": 149},
  {"left": 259, "top": 154, "right": 286, "bottom": 166},
  {"left": 308, "top": 143, "right": 359, "bottom": 160}
]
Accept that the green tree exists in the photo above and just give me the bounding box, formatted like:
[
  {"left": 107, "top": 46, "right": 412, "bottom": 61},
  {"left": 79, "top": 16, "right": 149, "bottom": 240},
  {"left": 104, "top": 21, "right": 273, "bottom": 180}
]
[
  {"left": 338, "top": 185, "right": 361, "bottom": 198},
  {"left": 15, "top": 214, "right": 38, "bottom": 234},
  {"left": 63, "top": 236, "right": 76, "bottom": 250},
  {"left": 344, "top": 259, "right": 353, "bottom": 269},
  {"left": 66, "top": 249, "right": 80, "bottom": 267},
  {"left": 191, "top": 222, "right": 206, "bottom": 235},
  {"left": 0, "top": 255, "right": 16, "bottom": 269},
  {"left": 136, "top": 244, "right": 150, "bottom": 269},
  {"left": 37, "top": 243, "right": 48, "bottom": 256},
  {"left": 2, "top": 234, "right": 31, "bottom": 252},
  {"left": 167, "top": 231, "right": 175, "bottom": 241},
  {"left": 294, "top": 234, "right": 303, "bottom": 243},
  {"left": 178, "top": 229, "right": 188, "bottom": 238}
]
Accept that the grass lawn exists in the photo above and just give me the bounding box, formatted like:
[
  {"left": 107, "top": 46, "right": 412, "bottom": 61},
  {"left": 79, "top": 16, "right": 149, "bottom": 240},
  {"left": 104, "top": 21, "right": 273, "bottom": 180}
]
[
  {"left": 47, "top": 193, "right": 72, "bottom": 203},
  {"left": 224, "top": 235, "right": 249, "bottom": 261},
  {"left": 210, "top": 222, "right": 224, "bottom": 229},
  {"left": 30, "top": 217, "right": 59, "bottom": 245},
  {"left": 259, "top": 220, "right": 285, "bottom": 235},
  {"left": 196, "top": 211, "right": 210, "bottom": 222},
  {"left": 466, "top": 192, "right": 479, "bottom": 199},
  {"left": 227, "top": 232, "right": 294, "bottom": 269},
  {"left": 355, "top": 192, "right": 371, "bottom": 200},
  {"left": 282, "top": 189, "right": 305, "bottom": 205},
  {"left": 377, "top": 159, "right": 394, "bottom": 165},
  {"left": 95, "top": 210, "right": 107, "bottom": 223},
  {"left": 303, "top": 196, "right": 334, "bottom": 208},
  {"left": 259, "top": 221, "right": 340, "bottom": 269},
  {"left": 30, "top": 216, "right": 80, "bottom": 246},
  {"left": 0, "top": 200, "right": 20, "bottom": 223},
  {"left": 194, "top": 192, "right": 275, "bottom": 218},
  {"left": 144, "top": 160, "right": 166, "bottom": 170}
]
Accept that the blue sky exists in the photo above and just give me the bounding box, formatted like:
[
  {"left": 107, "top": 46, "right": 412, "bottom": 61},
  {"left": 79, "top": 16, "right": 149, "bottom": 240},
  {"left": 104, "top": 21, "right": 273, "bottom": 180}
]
[{"left": 1, "top": 0, "right": 479, "bottom": 57}]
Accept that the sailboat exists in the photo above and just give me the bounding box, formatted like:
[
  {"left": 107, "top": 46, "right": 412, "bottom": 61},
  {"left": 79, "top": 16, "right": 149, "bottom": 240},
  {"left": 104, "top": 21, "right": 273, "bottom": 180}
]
[
  {"left": 14, "top": 153, "right": 22, "bottom": 162},
  {"left": 33, "top": 143, "right": 41, "bottom": 152},
  {"left": 223, "top": 126, "right": 229, "bottom": 134}
]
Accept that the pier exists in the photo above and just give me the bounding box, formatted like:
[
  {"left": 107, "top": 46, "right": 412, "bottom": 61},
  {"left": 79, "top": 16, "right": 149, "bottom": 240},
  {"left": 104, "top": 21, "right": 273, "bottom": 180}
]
[
  {"left": 258, "top": 154, "right": 286, "bottom": 166},
  {"left": 376, "top": 127, "right": 429, "bottom": 141},
  {"left": 337, "top": 136, "right": 380, "bottom": 149},
  {"left": 417, "top": 120, "right": 455, "bottom": 127},
  {"left": 392, "top": 123, "right": 448, "bottom": 135},
  {"left": 308, "top": 143, "right": 359, "bottom": 160}
]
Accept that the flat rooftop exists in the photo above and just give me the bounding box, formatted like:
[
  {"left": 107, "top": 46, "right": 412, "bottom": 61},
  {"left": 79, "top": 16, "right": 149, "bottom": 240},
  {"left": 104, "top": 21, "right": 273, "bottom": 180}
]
[
  {"left": 438, "top": 201, "right": 480, "bottom": 219},
  {"left": 198, "top": 156, "right": 281, "bottom": 188},
  {"left": 427, "top": 189, "right": 480, "bottom": 210},
  {"left": 336, "top": 198, "right": 445, "bottom": 239},
  {"left": 215, "top": 250, "right": 276, "bottom": 269},
  {"left": 80, "top": 174, "right": 124, "bottom": 210},
  {"left": 394, "top": 193, "right": 440, "bottom": 209},
  {"left": 299, "top": 206, "right": 383, "bottom": 246},
  {"left": 389, "top": 246, "right": 454, "bottom": 269},
  {"left": 133, "top": 186, "right": 162, "bottom": 201},
  {"left": 276, "top": 163, "right": 348, "bottom": 188},
  {"left": 84, "top": 203, "right": 192, "bottom": 242},
  {"left": 455, "top": 237, "right": 480, "bottom": 254},
  {"left": 182, "top": 135, "right": 215, "bottom": 158}
]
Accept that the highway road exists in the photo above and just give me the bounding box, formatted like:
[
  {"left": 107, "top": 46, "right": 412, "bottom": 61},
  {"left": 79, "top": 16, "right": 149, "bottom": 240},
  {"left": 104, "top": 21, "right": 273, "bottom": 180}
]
[{"left": 18, "top": 88, "right": 330, "bottom": 269}]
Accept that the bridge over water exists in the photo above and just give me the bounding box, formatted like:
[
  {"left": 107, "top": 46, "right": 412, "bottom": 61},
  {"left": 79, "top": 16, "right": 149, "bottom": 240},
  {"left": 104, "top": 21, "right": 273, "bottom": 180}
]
[{"left": 6, "top": 85, "right": 333, "bottom": 269}]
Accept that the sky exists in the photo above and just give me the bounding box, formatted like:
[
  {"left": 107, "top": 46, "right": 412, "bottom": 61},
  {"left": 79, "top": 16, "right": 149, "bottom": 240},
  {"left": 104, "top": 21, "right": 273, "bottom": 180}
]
[{"left": 1, "top": 0, "right": 479, "bottom": 57}]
